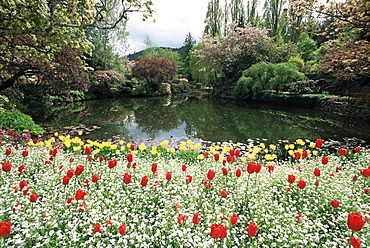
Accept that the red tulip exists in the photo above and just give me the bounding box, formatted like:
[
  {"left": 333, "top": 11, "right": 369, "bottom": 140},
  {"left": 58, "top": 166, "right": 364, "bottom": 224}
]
[
  {"left": 108, "top": 159, "right": 117, "bottom": 169},
  {"left": 1, "top": 161, "right": 12, "bottom": 172},
  {"left": 247, "top": 162, "right": 257, "bottom": 174},
  {"left": 66, "top": 197, "right": 73, "bottom": 204},
  {"left": 87, "top": 156, "right": 93, "bottom": 161},
  {"left": 94, "top": 223, "right": 101, "bottom": 233},
  {"left": 314, "top": 168, "right": 321, "bottom": 177},
  {"left": 221, "top": 190, "right": 228, "bottom": 198},
  {"left": 331, "top": 200, "right": 340, "bottom": 208},
  {"left": 207, "top": 169, "right": 216, "bottom": 180},
  {"left": 18, "top": 164, "right": 26, "bottom": 172},
  {"left": 204, "top": 152, "right": 209, "bottom": 158},
  {"left": 84, "top": 146, "right": 91, "bottom": 155},
  {"left": 78, "top": 202, "right": 86, "bottom": 211},
  {"left": 348, "top": 236, "right": 362, "bottom": 248},
  {"left": 182, "top": 164, "right": 187, "bottom": 171},
  {"left": 230, "top": 214, "right": 238, "bottom": 225},
  {"left": 214, "top": 153, "right": 220, "bottom": 161},
  {"left": 69, "top": 158, "right": 74, "bottom": 163},
  {"left": 236, "top": 168, "right": 242, "bottom": 177},
  {"left": 296, "top": 212, "right": 304, "bottom": 222},
  {"left": 302, "top": 151, "right": 308, "bottom": 158},
  {"left": 203, "top": 180, "right": 211, "bottom": 189},
  {"left": 126, "top": 153, "right": 133, "bottom": 163},
  {"left": 297, "top": 166, "right": 302, "bottom": 172},
  {"left": 355, "top": 147, "right": 361, "bottom": 153},
  {"left": 22, "top": 151, "right": 28, "bottom": 157},
  {"left": 192, "top": 213, "right": 201, "bottom": 225},
  {"left": 235, "top": 149, "right": 241, "bottom": 157},
  {"left": 30, "top": 192, "right": 38, "bottom": 202},
  {"left": 141, "top": 176, "right": 148, "bottom": 187},
  {"left": 288, "top": 175, "right": 296, "bottom": 184},
  {"left": 315, "top": 139, "right": 323, "bottom": 148},
  {"left": 314, "top": 179, "right": 319, "bottom": 187},
  {"left": 5, "top": 148, "right": 11, "bottom": 155},
  {"left": 67, "top": 169, "right": 74, "bottom": 178},
  {"left": 99, "top": 155, "right": 104, "bottom": 162},
  {"left": 75, "top": 189, "right": 87, "bottom": 200},
  {"left": 210, "top": 223, "right": 227, "bottom": 239},
  {"left": 339, "top": 148, "right": 347, "bottom": 156},
  {"left": 74, "top": 165, "right": 84, "bottom": 176},
  {"left": 19, "top": 180, "right": 28, "bottom": 189},
  {"left": 151, "top": 163, "right": 158, "bottom": 173},
  {"left": 62, "top": 176, "right": 70, "bottom": 185},
  {"left": 226, "top": 155, "right": 234, "bottom": 163},
  {"left": 123, "top": 173, "right": 132, "bottom": 184},
  {"left": 268, "top": 165, "right": 274, "bottom": 173},
  {"left": 294, "top": 152, "right": 301, "bottom": 160},
  {"left": 82, "top": 179, "right": 89, "bottom": 187},
  {"left": 360, "top": 168, "right": 370, "bottom": 178},
  {"left": 0, "top": 221, "right": 11, "bottom": 237},
  {"left": 229, "top": 149, "right": 235, "bottom": 156},
  {"left": 254, "top": 163, "right": 262, "bottom": 173},
  {"left": 12, "top": 203, "right": 22, "bottom": 212},
  {"left": 364, "top": 188, "right": 369, "bottom": 194},
  {"left": 130, "top": 144, "right": 135, "bottom": 151},
  {"left": 106, "top": 219, "right": 113, "bottom": 228},
  {"left": 247, "top": 222, "right": 258, "bottom": 237},
  {"left": 185, "top": 175, "right": 192, "bottom": 184},
  {"left": 297, "top": 180, "right": 306, "bottom": 189},
  {"left": 177, "top": 214, "right": 186, "bottom": 225},
  {"left": 222, "top": 167, "right": 228, "bottom": 176},
  {"left": 22, "top": 187, "right": 29, "bottom": 195},
  {"left": 347, "top": 212, "right": 366, "bottom": 232},
  {"left": 118, "top": 224, "right": 127, "bottom": 235},
  {"left": 322, "top": 156, "right": 329, "bottom": 165},
  {"left": 166, "top": 172, "right": 172, "bottom": 181},
  {"left": 92, "top": 174, "right": 99, "bottom": 183}
]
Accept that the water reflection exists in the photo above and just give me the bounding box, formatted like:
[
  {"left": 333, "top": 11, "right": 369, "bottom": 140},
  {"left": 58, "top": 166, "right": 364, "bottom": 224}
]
[{"left": 26, "top": 96, "right": 370, "bottom": 144}]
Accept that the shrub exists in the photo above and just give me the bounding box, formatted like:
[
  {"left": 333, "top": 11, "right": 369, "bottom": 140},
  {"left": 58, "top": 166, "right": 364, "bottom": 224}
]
[
  {"left": 0, "top": 111, "right": 44, "bottom": 137},
  {"left": 232, "top": 62, "right": 306, "bottom": 99},
  {"left": 131, "top": 85, "right": 147, "bottom": 96},
  {"left": 89, "top": 71, "right": 127, "bottom": 97}
]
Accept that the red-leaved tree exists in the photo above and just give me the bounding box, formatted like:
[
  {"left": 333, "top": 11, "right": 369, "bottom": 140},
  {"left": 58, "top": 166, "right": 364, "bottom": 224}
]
[{"left": 131, "top": 56, "right": 178, "bottom": 93}]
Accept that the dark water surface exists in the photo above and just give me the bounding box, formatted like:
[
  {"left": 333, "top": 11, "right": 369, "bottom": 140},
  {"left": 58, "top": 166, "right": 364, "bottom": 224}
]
[{"left": 26, "top": 96, "right": 370, "bottom": 145}]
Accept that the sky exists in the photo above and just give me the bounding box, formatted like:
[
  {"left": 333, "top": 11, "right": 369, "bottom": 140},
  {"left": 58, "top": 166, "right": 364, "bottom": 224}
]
[{"left": 125, "top": 0, "right": 209, "bottom": 55}]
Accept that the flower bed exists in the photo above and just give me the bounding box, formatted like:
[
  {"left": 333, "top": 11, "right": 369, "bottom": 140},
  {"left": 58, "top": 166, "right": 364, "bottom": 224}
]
[{"left": 0, "top": 136, "right": 369, "bottom": 247}]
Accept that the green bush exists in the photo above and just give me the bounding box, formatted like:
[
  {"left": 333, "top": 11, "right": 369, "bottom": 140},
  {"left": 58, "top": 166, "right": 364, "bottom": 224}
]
[
  {"left": 0, "top": 111, "right": 44, "bottom": 137},
  {"left": 131, "top": 85, "right": 147, "bottom": 96},
  {"left": 232, "top": 62, "right": 306, "bottom": 99}
]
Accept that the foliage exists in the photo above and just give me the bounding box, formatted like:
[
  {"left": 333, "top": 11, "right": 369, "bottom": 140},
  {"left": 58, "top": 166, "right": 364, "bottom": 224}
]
[
  {"left": 291, "top": 0, "right": 370, "bottom": 38},
  {"left": 232, "top": 62, "right": 306, "bottom": 99},
  {"left": 288, "top": 57, "right": 305, "bottom": 71},
  {"left": 0, "top": 111, "right": 44, "bottom": 136},
  {"left": 297, "top": 32, "right": 318, "bottom": 62},
  {"left": 319, "top": 39, "right": 370, "bottom": 82},
  {"left": 131, "top": 56, "right": 178, "bottom": 93},
  {"left": 188, "top": 44, "right": 217, "bottom": 86},
  {"left": 89, "top": 71, "right": 127, "bottom": 98},
  {"left": 195, "top": 23, "right": 296, "bottom": 78},
  {"left": 204, "top": 0, "right": 224, "bottom": 37},
  {"left": 0, "top": 0, "right": 153, "bottom": 92},
  {"left": 0, "top": 95, "right": 15, "bottom": 112}
]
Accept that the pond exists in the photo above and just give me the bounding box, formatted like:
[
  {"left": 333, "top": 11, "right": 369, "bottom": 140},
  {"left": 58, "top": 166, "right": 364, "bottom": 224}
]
[{"left": 26, "top": 96, "right": 370, "bottom": 146}]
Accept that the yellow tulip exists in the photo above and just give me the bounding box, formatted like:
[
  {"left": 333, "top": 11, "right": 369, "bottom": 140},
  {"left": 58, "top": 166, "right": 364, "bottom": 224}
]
[
  {"left": 93, "top": 149, "right": 100, "bottom": 154},
  {"left": 54, "top": 132, "right": 59, "bottom": 136},
  {"left": 309, "top": 142, "right": 316, "bottom": 148},
  {"left": 138, "top": 143, "right": 147, "bottom": 151},
  {"left": 260, "top": 143, "right": 265, "bottom": 149},
  {"left": 241, "top": 157, "right": 247, "bottom": 162},
  {"left": 289, "top": 144, "right": 294, "bottom": 149},
  {"left": 248, "top": 153, "right": 256, "bottom": 160},
  {"left": 269, "top": 144, "right": 277, "bottom": 150},
  {"left": 197, "top": 154, "right": 204, "bottom": 160}
]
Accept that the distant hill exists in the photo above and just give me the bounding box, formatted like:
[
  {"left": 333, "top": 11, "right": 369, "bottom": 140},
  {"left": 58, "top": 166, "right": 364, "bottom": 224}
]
[{"left": 127, "top": 46, "right": 188, "bottom": 60}]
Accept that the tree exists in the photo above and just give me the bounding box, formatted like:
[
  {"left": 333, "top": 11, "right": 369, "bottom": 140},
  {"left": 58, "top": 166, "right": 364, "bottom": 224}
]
[
  {"left": 262, "top": 0, "right": 287, "bottom": 38},
  {"left": 291, "top": 0, "right": 370, "bottom": 38},
  {"left": 194, "top": 23, "right": 295, "bottom": 78},
  {"left": 131, "top": 56, "right": 178, "bottom": 93},
  {"left": 182, "top": 32, "right": 197, "bottom": 58},
  {"left": 204, "top": 0, "right": 224, "bottom": 37},
  {"left": 229, "top": 0, "right": 246, "bottom": 27},
  {"left": 319, "top": 39, "right": 370, "bottom": 82},
  {"left": 0, "top": 0, "right": 153, "bottom": 92},
  {"left": 245, "top": 0, "right": 261, "bottom": 26}
]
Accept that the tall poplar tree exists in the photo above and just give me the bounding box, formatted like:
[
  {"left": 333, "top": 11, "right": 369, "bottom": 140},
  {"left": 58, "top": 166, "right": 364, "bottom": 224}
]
[
  {"left": 204, "top": 0, "right": 224, "bottom": 37},
  {"left": 229, "top": 0, "right": 246, "bottom": 27},
  {"left": 245, "top": 0, "right": 260, "bottom": 26},
  {"left": 262, "top": 0, "right": 287, "bottom": 39}
]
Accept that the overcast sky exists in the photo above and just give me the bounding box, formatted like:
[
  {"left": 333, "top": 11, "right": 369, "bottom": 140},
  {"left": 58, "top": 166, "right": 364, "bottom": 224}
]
[{"left": 125, "top": 0, "right": 209, "bottom": 55}]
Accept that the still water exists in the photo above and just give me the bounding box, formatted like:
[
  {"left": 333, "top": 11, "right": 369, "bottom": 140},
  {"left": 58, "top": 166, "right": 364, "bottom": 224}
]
[{"left": 27, "top": 96, "right": 370, "bottom": 145}]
